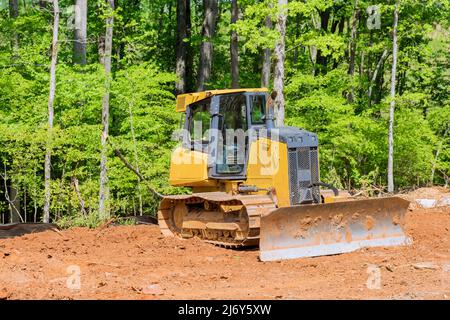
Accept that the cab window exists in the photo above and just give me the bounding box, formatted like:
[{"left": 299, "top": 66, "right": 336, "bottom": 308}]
[
  {"left": 250, "top": 95, "right": 266, "bottom": 125},
  {"left": 219, "top": 94, "right": 248, "bottom": 131},
  {"left": 188, "top": 103, "right": 210, "bottom": 144}
]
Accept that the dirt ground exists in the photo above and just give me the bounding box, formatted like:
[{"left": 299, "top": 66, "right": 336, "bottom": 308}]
[{"left": 1, "top": 188, "right": 450, "bottom": 300}]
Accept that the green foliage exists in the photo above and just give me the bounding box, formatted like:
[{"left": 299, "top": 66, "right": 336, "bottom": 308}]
[
  {"left": 56, "top": 211, "right": 104, "bottom": 229},
  {"left": 392, "top": 107, "right": 436, "bottom": 186},
  {"left": 0, "top": 0, "right": 448, "bottom": 225},
  {"left": 234, "top": 0, "right": 279, "bottom": 53}
]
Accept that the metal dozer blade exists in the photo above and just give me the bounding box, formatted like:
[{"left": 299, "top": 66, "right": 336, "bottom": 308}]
[{"left": 259, "top": 197, "right": 411, "bottom": 262}]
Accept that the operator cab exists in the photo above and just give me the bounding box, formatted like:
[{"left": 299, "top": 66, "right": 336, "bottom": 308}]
[{"left": 180, "top": 90, "right": 269, "bottom": 179}]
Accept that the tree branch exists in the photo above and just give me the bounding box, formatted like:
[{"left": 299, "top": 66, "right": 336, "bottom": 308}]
[
  {"left": 71, "top": 176, "right": 87, "bottom": 216},
  {"left": 113, "top": 149, "right": 164, "bottom": 198}
]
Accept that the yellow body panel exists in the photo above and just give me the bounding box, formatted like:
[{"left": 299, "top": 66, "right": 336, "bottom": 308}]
[
  {"left": 169, "top": 146, "right": 215, "bottom": 187},
  {"left": 169, "top": 138, "right": 292, "bottom": 206},
  {"left": 246, "top": 138, "right": 291, "bottom": 207},
  {"left": 176, "top": 88, "right": 268, "bottom": 112}
]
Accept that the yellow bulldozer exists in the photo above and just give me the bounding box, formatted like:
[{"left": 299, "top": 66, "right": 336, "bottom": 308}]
[{"left": 157, "top": 88, "right": 411, "bottom": 261}]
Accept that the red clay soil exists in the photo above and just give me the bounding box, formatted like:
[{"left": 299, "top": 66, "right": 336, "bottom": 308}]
[{"left": 0, "top": 202, "right": 449, "bottom": 299}]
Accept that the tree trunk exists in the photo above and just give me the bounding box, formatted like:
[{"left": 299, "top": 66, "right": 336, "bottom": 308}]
[
  {"left": 9, "top": 0, "right": 19, "bottom": 58},
  {"left": 387, "top": 1, "right": 399, "bottom": 194},
  {"left": 375, "top": 58, "right": 386, "bottom": 104},
  {"left": 261, "top": 15, "right": 272, "bottom": 88},
  {"left": 175, "top": 0, "right": 191, "bottom": 94},
  {"left": 2, "top": 165, "right": 22, "bottom": 223},
  {"left": 185, "top": 8, "right": 194, "bottom": 93},
  {"left": 347, "top": 1, "right": 359, "bottom": 102},
  {"left": 315, "top": 8, "right": 330, "bottom": 75},
  {"left": 197, "top": 0, "right": 218, "bottom": 91},
  {"left": 338, "top": 18, "right": 344, "bottom": 34},
  {"left": 368, "top": 49, "right": 388, "bottom": 107},
  {"left": 8, "top": 184, "right": 21, "bottom": 223},
  {"left": 331, "top": 18, "right": 345, "bottom": 70},
  {"left": 33, "top": 169, "right": 37, "bottom": 222},
  {"left": 99, "top": 0, "right": 114, "bottom": 219},
  {"left": 24, "top": 188, "right": 27, "bottom": 222},
  {"left": 43, "top": 0, "right": 60, "bottom": 223},
  {"left": 273, "top": 0, "right": 287, "bottom": 127},
  {"left": 430, "top": 126, "right": 449, "bottom": 184},
  {"left": 72, "top": 176, "right": 87, "bottom": 215},
  {"left": 293, "top": 13, "right": 300, "bottom": 65},
  {"left": 230, "top": 0, "right": 239, "bottom": 88},
  {"left": 127, "top": 95, "right": 143, "bottom": 215},
  {"left": 98, "top": 35, "right": 105, "bottom": 64},
  {"left": 73, "top": 0, "right": 87, "bottom": 65}
]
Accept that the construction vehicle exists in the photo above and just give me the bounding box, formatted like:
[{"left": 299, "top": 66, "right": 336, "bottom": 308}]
[{"left": 158, "top": 88, "right": 411, "bottom": 261}]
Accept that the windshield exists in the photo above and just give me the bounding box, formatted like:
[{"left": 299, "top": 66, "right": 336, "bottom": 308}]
[{"left": 216, "top": 94, "right": 247, "bottom": 175}]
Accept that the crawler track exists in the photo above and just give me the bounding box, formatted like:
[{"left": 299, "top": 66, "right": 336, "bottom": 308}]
[{"left": 158, "top": 192, "right": 276, "bottom": 247}]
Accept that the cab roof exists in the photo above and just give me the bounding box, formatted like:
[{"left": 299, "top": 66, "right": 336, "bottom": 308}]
[{"left": 176, "top": 88, "right": 268, "bottom": 112}]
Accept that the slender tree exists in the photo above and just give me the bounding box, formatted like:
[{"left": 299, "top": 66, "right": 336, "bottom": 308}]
[
  {"left": 197, "top": 0, "right": 218, "bottom": 91},
  {"left": 9, "top": 0, "right": 19, "bottom": 57},
  {"left": 347, "top": 0, "right": 359, "bottom": 102},
  {"left": 315, "top": 8, "right": 331, "bottom": 75},
  {"left": 430, "top": 125, "right": 449, "bottom": 184},
  {"left": 175, "top": 0, "right": 191, "bottom": 94},
  {"left": 261, "top": 13, "right": 272, "bottom": 88},
  {"left": 368, "top": 49, "right": 388, "bottom": 106},
  {"left": 43, "top": 0, "right": 60, "bottom": 223},
  {"left": 230, "top": 0, "right": 239, "bottom": 88},
  {"left": 72, "top": 176, "right": 87, "bottom": 215},
  {"left": 273, "top": 0, "right": 287, "bottom": 127},
  {"left": 99, "top": 0, "right": 114, "bottom": 219},
  {"left": 8, "top": 184, "right": 21, "bottom": 223},
  {"left": 388, "top": 0, "right": 399, "bottom": 193},
  {"left": 73, "top": 0, "right": 87, "bottom": 65},
  {"left": 7, "top": 0, "right": 21, "bottom": 222}
]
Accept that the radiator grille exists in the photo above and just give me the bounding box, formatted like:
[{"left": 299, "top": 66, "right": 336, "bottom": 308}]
[
  {"left": 310, "top": 148, "right": 320, "bottom": 202},
  {"left": 288, "top": 147, "right": 320, "bottom": 205},
  {"left": 288, "top": 151, "right": 299, "bottom": 204}
]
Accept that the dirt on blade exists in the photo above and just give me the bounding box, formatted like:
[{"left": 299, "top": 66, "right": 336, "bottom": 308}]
[{"left": 0, "top": 188, "right": 449, "bottom": 300}]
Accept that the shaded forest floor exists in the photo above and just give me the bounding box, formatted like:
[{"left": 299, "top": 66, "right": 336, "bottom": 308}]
[{"left": 1, "top": 188, "right": 449, "bottom": 300}]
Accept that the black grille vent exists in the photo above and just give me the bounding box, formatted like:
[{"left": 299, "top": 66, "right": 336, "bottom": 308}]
[
  {"left": 310, "top": 148, "right": 320, "bottom": 201},
  {"left": 288, "top": 147, "right": 320, "bottom": 205},
  {"left": 288, "top": 151, "right": 299, "bottom": 204}
]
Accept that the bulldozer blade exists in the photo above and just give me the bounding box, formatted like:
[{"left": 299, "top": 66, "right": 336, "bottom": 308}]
[{"left": 259, "top": 197, "right": 411, "bottom": 261}]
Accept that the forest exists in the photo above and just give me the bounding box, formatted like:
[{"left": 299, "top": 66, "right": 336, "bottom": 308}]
[{"left": 0, "top": 0, "right": 448, "bottom": 225}]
